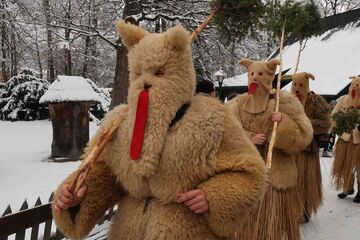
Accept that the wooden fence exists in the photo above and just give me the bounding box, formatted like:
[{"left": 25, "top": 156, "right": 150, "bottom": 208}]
[{"left": 0, "top": 193, "right": 116, "bottom": 240}]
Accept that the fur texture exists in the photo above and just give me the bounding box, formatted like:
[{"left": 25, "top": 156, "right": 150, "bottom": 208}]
[
  {"left": 227, "top": 88, "right": 313, "bottom": 240},
  {"left": 52, "top": 22, "right": 267, "bottom": 239}
]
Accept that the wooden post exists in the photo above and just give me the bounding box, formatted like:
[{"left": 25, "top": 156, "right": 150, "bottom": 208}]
[
  {"left": 15, "top": 201, "right": 28, "bottom": 240},
  {"left": 30, "top": 198, "right": 42, "bottom": 240},
  {"left": 43, "top": 193, "right": 54, "bottom": 240},
  {"left": 266, "top": 25, "right": 286, "bottom": 168}
]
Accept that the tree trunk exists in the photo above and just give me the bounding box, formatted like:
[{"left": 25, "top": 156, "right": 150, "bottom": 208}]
[
  {"left": 1, "top": 0, "right": 8, "bottom": 82},
  {"left": 110, "top": 0, "right": 142, "bottom": 108},
  {"left": 110, "top": 45, "right": 129, "bottom": 108},
  {"left": 43, "top": 0, "right": 55, "bottom": 81},
  {"left": 294, "top": 37, "right": 303, "bottom": 74},
  {"left": 34, "top": 23, "right": 43, "bottom": 79},
  {"left": 1, "top": 21, "right": 8, "bottom": 82},
  {"left": 64, "top": 0, "right": 72, "bottom": 75},
  {"left": 10, "top": 26, "right": 17, "bottom": 77},
  {"left": 82, "top": 36, "right": 90, "bottom": 78}
]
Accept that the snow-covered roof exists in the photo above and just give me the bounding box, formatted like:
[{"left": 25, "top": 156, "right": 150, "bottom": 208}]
[
  {"left": 219, "top": 11, "right": 360, "bottom": 95},
  {"left": 40, "top": 75, "right": 101, "bottom": 104},
  {"left": 280, "top": 21, "right": 360, "bottom": 95},
  {"left": 214, "top": 73, "right": 248, "bottom": 87}
]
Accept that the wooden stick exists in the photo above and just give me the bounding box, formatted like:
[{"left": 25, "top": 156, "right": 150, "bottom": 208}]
[
  {"left": 69, "top": 107, "right": 128, "bottom": 193},
  {"left": 266, "top": 24, "right": 286, "bottom": 169},
  {"left": 190, "top": 0, "right": 221, "bottom": 42}
]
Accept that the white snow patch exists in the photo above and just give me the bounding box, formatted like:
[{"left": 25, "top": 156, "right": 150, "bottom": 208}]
[
  {"left": 0, "top": 120, "right": 99, "bottom": 213},
  {"left": 40, "top": 75, "right": 101, "bottom": 104}
]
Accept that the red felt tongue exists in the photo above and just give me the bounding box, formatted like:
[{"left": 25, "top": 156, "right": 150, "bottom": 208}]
[
  {"left": 130, "top": 89, "right": 149, "bottom": 160},
  {"left": 351, "top": 89, "right": 357, "bottom": 99},
  {"left": 248, "top": 83, "right": 259, "bottom": 95}
]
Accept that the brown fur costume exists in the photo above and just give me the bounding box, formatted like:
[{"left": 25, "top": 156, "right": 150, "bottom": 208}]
[
  {"left": 227, "top": 60, "right": 313, "bottom": 240},
  {"left": 52, "top": 22, "right": 268, "bottom": 240},
  {"left": 288, "top": 72, "right": 331, "bottom": 220},
  {"left": 331, "top": 76, "right": 360, "bottom": 192}
]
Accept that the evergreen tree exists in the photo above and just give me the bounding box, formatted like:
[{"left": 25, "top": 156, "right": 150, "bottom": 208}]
[
  {"left": 0, "top": 68, "right": 50, "bottom": 121},
  {"left": 210, "top": 0, "right": 266, "bottom": 45},
  {"left": 267, "top": 0, "right": 324, "bottom": 72}
]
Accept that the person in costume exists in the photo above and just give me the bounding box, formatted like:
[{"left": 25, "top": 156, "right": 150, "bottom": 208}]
[
  {"left": 287, "top": 72, "right": 331, "bottom": 222},
  {"left": 322, "top": 100, "right": 337, "bottom": 158},
  {"left": 51, "top": 22, "right": 268, "bottom": 240},
  {"left": 227, "top": 59, "right": 313, "bottom": 240},
  {"left": 196, "top": 79, "right": 217, "bottom": 97},
  {"left": 331, "top": 76, "right": 360, "bottom": 203}
]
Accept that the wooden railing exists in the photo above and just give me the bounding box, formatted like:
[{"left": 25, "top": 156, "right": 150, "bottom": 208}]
[{"left": 0, "top": 193, "right": 116, "bottom": 240}]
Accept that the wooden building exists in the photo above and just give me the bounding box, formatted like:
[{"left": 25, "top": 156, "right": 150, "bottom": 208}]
[{"left": 40, "top": 76, "right": 100, "bottom": 161}]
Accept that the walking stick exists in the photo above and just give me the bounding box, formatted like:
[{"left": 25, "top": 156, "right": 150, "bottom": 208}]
[
  {"left": 68, "top": 107, "right": 128, "bottom": 194},
  {"left": 266, "top": 24, "right": 286, "bottom": 168}
]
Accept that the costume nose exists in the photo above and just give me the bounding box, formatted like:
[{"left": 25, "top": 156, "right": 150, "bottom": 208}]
[
  {"left": 253, "top": 78, "right": 258, "bottom": 82},
  {"left": 296, "top": 90, "right": 300, "bottom": 94}
]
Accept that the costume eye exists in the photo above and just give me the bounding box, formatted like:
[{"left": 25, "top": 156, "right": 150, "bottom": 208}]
[
  {"left": 259, "top": 72, "right": 263, "bottom": 76},
  {"left": 300, "top": 83, "right": 303, "bottom": 87},
  {"left": 294, "top": 83, "right": 297, "bottom": 86},
  {"left": 357, "top": 84, "right": 359, "bottom": 87},
  {"left": 155, "top": 69, "right": 165, "bottom": 77},
  {"left": 251, "top": 72, "right": 254, "bottom": 76}
]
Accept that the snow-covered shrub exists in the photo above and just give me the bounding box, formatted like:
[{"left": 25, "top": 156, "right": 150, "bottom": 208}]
[
  {"left": 86, "top": 78, "right": 111, "bottom": 120},
  {"left": 0, "top": 68, "right": 50, "bottom": 121}
]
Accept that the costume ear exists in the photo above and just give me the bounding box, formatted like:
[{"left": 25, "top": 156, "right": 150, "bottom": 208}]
[
  {"left": 267, "top": 59, "right": 281, "bottom": 71},
  {"left": 166, "top": 25, "right": 190, "bottom": 51},
  {"left": 307, "top": 73, "right": 315, "bottom": 80},
  {"left": 116, "top": 20, "right": 148, "bottom": 49},
  {"left": 349, "top": 76, "right": 356, "bottom": 80},
  {"left": 239, "top": 58, "right": 253, "bottom": 68},
  {"left": 281, "top": 74, "right": 293, "bottom": 80}
]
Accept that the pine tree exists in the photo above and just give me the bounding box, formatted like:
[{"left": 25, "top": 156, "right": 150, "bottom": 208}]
[
  {"left": 0, "top": 68, "right": 50, "bottom": 121},
  {"left": 267, "top": 0, "right": 323, "bottom": 72},
  {"left": 210, "top": 0, "right": 265, "bottom": 44},
  {"left": 332, "top": 107, "right": 360, "bottom": 136}
]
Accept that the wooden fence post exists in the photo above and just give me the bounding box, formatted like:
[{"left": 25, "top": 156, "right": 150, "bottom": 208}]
[
  {"left": 0, "top": 205, "right": 12, "bottom": 240},
  {"left": 43, "top": 193, "right": 54, "bottom": 240},
  {"left": 30, "top": 198, "right": 42, "bottom": 240},
  {"left": 15, "top": 200, "right": 28, "bottom": 240}
]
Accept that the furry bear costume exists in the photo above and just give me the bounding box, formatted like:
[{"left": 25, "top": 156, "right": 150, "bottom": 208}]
[
  {"left": 331, "top": 76, "right": 360, "bottom": 201},
  {"left": 227, "top": 59, "right": 313, "bottom": 240},
  {"left": 288, "top": 72, "right": 331, "bottom": 221},
  {"left": 51, "top": 22, "right": 268, "bottom": 239}
]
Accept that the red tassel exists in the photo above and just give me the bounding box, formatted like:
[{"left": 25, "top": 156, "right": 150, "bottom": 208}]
[{"left": 130, "top": 89, "right": 149, "bottom": 160}]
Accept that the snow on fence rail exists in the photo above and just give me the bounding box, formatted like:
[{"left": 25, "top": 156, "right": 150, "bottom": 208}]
[{"left": 0, "top": 193, "right": 116, "bottom": 240}]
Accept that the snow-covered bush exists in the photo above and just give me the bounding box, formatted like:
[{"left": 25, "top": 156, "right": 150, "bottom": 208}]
[
  {"left": 0, "top": 68, "right": 50, "bottom": 121},
  {"left": 86, "top": 78, "right": 111, "bottom": 120}
]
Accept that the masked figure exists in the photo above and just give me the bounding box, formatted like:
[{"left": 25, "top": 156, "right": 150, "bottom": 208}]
[
  {"left": 227, "top": 59, "right": 313, "bottom": 240},
  {"left": 287, "top": 72, "right": 331, "bottom": 222},
  {"left": 331, "top": 76, "right": 360, "bottom": 203},
  {"left": 51, "top": 22, "right": 268, "bottom": 240}
]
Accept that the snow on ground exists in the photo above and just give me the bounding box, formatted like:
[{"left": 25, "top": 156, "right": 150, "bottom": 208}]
[
  {"left": 0, "top": 120, "right": 99, "bottom": 213},
  {"left": 1, "top": 120, "right": 360, "bottom": 239},
  {"left": 301, "top": 155, "right": 360, "bottom": 240}
]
